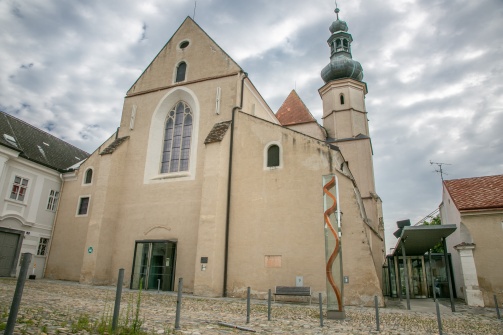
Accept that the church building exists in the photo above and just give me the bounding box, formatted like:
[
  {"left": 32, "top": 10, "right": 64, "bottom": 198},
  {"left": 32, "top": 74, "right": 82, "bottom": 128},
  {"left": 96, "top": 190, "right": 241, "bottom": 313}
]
[{"left": 45, "top": 6, "right": 385, "bottom": 306}]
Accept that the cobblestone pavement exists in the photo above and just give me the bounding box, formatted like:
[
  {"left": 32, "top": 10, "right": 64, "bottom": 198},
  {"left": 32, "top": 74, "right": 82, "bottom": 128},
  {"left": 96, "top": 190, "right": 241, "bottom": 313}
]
[{"left": 1, "top": 278, "right": 501, "bottom": 335}]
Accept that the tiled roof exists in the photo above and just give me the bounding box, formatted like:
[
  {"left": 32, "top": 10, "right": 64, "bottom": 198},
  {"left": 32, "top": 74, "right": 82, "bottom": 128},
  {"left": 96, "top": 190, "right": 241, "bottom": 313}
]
[
  {"left": 0, "top": 111, "right": 89, "bottom": 171},
  {"left": 276, "top": 90, "right": 316, "bottom": 126},
  {"left": 444, "top": 175, "right": 503, "bottom": 211},
  {"left": 100, "top": 136, "right": 130, "bottom": 155},
  {"left": 204, "top": 121, "right": 231, "bottom": 144}
]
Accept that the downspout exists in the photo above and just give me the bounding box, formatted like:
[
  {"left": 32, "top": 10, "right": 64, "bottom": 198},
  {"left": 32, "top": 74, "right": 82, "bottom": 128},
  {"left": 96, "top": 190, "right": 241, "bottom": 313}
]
[
  {"left": 223, "top": 71, "right": 247, "bottom": 297},
  {"left": 43, "top": 172, "right": 65, "bottom": 277}
]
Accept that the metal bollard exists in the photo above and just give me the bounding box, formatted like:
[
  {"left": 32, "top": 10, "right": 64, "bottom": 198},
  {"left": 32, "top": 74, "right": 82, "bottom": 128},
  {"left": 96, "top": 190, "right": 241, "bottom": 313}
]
[
  {"left": 267, "top": 289, "right": 272, "bottom": 321},
  {"left": 435, "top": 300, "right": 443, "bottom": 335},
  {"left": 495, "top": 295, "right": 501, "bottom": 319},
  {"left": 175, "top": 278, "right": 183, "bottom": 330},
  {"left": 246, "top": 287, "right": 251, "bottom": 324},
  {"left": 374, "top": 295, "right": 380, "bottom": 331},
  {"left": 319, "top": 293, "right": 323, "bottom": 327},
  {"left": 112, "top": 268, "right": 124, "bottom": 331},
  {"left": 5, "top": 253, "right": 32, "bottom": 335}
]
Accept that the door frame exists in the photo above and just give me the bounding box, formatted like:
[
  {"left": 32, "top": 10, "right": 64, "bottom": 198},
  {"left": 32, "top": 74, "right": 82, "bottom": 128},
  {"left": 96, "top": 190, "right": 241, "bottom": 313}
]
[
  {"left": 0, "top": 227, "right": 24, "bottom": 277},
  {"left": 130, "top": 239, "right": 177, "bottom": 291}
]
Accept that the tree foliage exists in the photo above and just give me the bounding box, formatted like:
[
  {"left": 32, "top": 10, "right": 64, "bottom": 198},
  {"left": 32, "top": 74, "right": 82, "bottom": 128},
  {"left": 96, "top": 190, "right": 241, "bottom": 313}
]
[{"left": 423, "top": 215, "right": 444, "bottom": 253}]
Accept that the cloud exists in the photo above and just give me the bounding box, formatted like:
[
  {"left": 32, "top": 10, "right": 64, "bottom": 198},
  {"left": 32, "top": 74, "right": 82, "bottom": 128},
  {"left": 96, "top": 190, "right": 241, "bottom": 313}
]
[{"left": 1, "top": 0, "right": 502, "bottom": 251}]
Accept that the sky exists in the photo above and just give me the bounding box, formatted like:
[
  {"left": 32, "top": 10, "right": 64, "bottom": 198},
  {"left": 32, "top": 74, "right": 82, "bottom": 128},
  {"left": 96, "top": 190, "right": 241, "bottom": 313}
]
[{"left": 1, "top": 0, "right": 502, "bottom": 250}]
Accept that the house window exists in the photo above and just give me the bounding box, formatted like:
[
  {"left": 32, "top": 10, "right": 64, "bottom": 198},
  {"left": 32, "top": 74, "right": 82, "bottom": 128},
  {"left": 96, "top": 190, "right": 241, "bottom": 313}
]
[
  {"left": 160, "top": 101, "right": 193, "bottom": 173},
  {"left": 340, "top": 94, "right": 345, "bottom": 105},
  {"left": 267, "top": 145, "right": 280, "bottom": 167},
  {"left": 77, "top": 197, "right": 90, "bottom": 216},
  {"left": 46, "top": 190, "right": 60, "bottom": 211},
  {"left": 37, "top": 238, "right": 49, "bottom": 256},
  {"left": 175, "top": 62, "right": 187, "bottom": 82},
  {"left": 84, "top": 169, "right": 93, "bottom": 184},
  {"left": 10, "top": 176, "right": 28, "bottom": 201}
]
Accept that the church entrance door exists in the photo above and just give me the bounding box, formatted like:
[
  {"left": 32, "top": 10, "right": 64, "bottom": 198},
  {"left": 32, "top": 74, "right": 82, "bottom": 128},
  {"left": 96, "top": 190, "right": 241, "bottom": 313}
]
[{"left": 130, "top": 241, "right": 176, "bottom": 291}]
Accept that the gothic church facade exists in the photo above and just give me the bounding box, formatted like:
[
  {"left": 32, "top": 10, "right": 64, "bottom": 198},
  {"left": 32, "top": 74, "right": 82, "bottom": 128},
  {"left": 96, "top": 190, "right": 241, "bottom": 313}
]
[{"left": 46, "top": 10, "right": 385, "bottom": 306}]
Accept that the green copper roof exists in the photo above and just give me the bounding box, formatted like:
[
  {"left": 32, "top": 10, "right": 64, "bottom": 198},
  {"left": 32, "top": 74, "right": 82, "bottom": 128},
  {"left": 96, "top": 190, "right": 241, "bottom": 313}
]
[{"left": 321, "top": 6, "right": 363, "bottom": 83}]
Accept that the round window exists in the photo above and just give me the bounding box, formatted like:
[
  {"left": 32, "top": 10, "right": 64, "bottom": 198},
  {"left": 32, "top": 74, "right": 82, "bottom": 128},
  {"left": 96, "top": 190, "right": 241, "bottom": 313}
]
[{"left": 179, "top": 40, "right": 190, "bottom": 49}]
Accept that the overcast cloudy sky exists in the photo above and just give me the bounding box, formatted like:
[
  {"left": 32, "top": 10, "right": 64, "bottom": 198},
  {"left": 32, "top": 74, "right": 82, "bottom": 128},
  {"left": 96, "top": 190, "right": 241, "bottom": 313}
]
[{"left": 1, "top": 0, "right": 502, "bottom": 250}]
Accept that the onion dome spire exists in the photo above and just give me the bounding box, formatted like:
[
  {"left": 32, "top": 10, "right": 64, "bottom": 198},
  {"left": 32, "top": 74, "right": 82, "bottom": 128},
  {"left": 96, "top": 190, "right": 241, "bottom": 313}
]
[{"left": 321, "top": 4, "right": 363, "bottom": 83}]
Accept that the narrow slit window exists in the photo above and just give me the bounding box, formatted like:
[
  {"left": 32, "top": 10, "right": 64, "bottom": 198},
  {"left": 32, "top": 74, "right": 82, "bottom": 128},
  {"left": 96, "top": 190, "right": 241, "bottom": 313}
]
[
  {"left": 340, "top": 94, "right": 345, "bottom": 105},
  {"left": 84, "top": 169, "right": 93, "bottom": 184},
  {"left": 175, "top": 62, "right": 187, "bottom": 82},
  {"left": 267, "top": 145, "right": 280, "bottom": 167}
]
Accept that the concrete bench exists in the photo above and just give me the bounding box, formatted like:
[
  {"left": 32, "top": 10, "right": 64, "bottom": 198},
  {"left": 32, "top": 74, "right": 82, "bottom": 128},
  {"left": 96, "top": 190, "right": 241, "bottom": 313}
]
[{"left": 274, "top": 286, "right": 312, "bottom": 304}]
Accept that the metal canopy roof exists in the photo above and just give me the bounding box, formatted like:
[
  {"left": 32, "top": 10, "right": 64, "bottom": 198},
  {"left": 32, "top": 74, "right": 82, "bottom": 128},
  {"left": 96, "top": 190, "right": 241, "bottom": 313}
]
[{"left": 392, "top": 224, "right": 457, "bottom": 256}]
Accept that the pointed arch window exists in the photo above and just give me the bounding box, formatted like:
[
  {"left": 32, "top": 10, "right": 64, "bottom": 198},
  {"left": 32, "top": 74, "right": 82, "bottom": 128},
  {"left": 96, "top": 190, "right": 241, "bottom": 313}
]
[
  {"left": 161, "top": 101, "right": 193, "bottom": 173},
  {"left": 175, "top": 62, "right": 187, "bottom": 82}
]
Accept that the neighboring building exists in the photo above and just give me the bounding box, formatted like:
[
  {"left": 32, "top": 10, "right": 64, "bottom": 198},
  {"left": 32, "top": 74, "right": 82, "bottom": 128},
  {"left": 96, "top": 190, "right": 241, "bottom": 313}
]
[
  {"left": 0, "top": 111, "right": 89, "bottom": 279},
  {"left": 440, "top": 175, "right": 503, "bottom": 307},
  {"left": 45, "top": 7, "right": 385, "bottom": 306}
]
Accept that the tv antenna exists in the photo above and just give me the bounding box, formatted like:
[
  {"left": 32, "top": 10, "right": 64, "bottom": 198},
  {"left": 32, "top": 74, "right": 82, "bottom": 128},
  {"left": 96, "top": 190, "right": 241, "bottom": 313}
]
[{"left": 430, "top": 160, "right": 451, "bottom": 181}]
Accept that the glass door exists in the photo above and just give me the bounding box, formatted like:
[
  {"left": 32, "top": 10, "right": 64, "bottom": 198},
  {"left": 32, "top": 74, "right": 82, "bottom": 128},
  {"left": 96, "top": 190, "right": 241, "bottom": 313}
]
[{"left": 131, "top": 241, "right": 176, "bottom": 291}]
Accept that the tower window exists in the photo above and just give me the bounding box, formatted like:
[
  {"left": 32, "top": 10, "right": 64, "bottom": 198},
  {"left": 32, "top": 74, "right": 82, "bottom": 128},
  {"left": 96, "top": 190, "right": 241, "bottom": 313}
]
[
  {"left": 161, "top": 101, "right": 193, "bottom": 173},
  {"left": 175, "top": 62, "right": 187, "bottom": 82},
  {"left": 340, "top": 94, "right": 345, "bottom": 105},
  {"left": 267, "top": 145, "right": 280, "bottom": 167},
  {"left": 343, "top": 39, "right": 349, "bottom": 51}
]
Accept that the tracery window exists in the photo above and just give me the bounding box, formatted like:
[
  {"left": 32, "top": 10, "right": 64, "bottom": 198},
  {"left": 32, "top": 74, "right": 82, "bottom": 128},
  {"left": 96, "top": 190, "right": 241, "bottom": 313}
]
[{"left": 161, "top": 101, "right": 193, "bottom": 173}]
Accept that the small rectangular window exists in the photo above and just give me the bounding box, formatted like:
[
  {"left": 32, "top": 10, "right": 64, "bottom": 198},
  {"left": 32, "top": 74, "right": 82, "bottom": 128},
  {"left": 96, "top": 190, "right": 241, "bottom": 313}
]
[
  {"left": 37, "top": 238, "right": 49, "bottom": 256},
  {"left": 10, "top": 176, "right": 29, "bottom": 201},
  {"left": 77, "top": 197, "right": 90, "bottom": 216},
  {"left": 46, "top": 190, "right": 60, "bottom": 211}
]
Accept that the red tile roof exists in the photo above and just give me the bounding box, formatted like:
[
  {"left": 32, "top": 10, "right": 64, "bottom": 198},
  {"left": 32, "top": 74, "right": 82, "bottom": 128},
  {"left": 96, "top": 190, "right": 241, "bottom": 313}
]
[
  {"left": 444, "top": 175, "right": 503, "bottom": 211},
  {"left": 276, "top": 90, "right": 316, "bottom": 126}
]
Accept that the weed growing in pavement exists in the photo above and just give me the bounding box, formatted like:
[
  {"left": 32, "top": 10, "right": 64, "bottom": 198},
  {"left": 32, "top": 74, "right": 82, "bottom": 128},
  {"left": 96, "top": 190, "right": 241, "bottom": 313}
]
[{"left": 64, "top": 278, "right": 162, "bottom": 335}]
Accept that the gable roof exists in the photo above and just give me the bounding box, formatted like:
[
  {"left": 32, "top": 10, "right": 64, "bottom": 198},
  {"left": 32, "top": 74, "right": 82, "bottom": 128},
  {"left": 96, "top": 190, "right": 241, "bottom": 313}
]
[
  {"left": 276, "top": 90, "right": 317, "bottom": 126},
  {"left": 0, "top": 111, "right": 89, "bottom": 172},
  {"left": 127, "top": 16, "right": 243, "bottom": 95},
  {"left": 444, "top": 175, "right": 503, "bottom": 211}
]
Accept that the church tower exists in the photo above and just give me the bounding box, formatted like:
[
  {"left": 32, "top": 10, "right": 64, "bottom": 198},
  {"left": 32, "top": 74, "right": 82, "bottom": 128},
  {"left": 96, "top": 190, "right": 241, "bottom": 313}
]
[{"left": 319, "top": 6, "right": 385, "bottom": 270}]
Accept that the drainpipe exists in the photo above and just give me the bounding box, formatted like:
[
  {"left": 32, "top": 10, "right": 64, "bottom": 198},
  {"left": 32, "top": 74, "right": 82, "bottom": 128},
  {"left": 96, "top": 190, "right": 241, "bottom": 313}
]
[
  {"left": 42, "top": 172, "right": 65, "bottom": 277},
  {"left": 223, "top": 71, "right": 247, "bottom": 297}
]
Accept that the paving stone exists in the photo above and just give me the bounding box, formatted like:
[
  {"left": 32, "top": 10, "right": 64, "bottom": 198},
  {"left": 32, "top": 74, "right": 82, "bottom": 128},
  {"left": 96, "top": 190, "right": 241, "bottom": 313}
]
[{"left": 1, "top": 279, "right": 502, "bottom": 334}]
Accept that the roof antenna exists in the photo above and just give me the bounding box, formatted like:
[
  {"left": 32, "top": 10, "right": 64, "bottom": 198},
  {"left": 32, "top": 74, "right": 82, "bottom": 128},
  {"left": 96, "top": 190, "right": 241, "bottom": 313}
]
[
  {"left": 430, "top": 160, "right": 451, "bottom": 181},
  {"left": 193, "top": 1, "right": 197, "bottom": 20}
]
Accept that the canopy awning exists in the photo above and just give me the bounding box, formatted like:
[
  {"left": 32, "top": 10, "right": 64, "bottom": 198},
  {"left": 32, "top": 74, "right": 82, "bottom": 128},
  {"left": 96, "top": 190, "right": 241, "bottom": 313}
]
[{"left": 391, "top": 224, "right": 457, "bottom": 256}]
